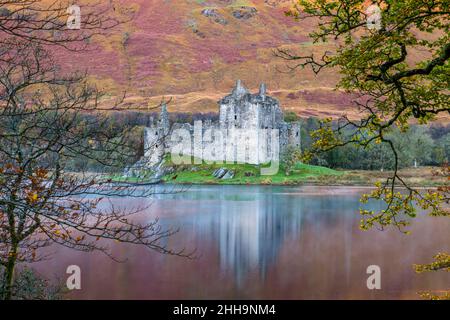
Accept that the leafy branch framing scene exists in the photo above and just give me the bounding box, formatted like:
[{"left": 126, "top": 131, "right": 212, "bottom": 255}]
[
  {"left": 278, "top": 0, "right": 449, "bottom": 298},
  {"left": 0, "top": 0, "right": 192, "bottom": 301}
]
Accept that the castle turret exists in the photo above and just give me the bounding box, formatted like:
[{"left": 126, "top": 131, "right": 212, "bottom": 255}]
[
  {"left": 259, "top": 83, "right": 266, "bottom": 101},
  {"left": 231, "top": 79, "right": 249, "bottom": 99},
  {"left": 158, "top": 103, "right": 170, "bottom": 135}
]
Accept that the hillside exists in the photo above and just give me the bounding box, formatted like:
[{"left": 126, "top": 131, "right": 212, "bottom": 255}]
[{"left": 51, "top": 0, "right": 360, "bottom": 118}]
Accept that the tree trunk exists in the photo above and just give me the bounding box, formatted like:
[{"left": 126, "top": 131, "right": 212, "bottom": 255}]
[{"left": 2, "top": 244, "right": 18, "bottom": 300}]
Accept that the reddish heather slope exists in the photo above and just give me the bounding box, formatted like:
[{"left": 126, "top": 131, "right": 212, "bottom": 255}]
[{"left": 51, "top": 0, "right": 447, "bottom": 121}]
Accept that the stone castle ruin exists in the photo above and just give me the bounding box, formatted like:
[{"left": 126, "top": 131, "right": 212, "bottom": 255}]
[{"left": 125, "top": 80, "right": 301, "bottom": 177}]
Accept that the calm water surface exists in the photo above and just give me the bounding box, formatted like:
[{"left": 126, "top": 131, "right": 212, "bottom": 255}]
[{"left": 34, "top": 185, "right": 449, "bottom": 299}]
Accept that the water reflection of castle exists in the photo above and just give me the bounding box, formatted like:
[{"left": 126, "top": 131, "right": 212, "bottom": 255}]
[
  {"left": 216, "top": 188, "right": 302, "bottom": 285},
  {"left": 154, "top": 186, "right": 357, "bottom": 288},
  {"left": 212, "top": 187, "right": 355, "bottom": 287}
]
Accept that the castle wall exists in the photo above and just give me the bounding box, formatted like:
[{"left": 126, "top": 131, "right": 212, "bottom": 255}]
[
  {"left": 288, "top": 122, "right": 301, "bottom": 149},
  {"left": 144, "top": 127, "right": 167, "bottom": 165}
]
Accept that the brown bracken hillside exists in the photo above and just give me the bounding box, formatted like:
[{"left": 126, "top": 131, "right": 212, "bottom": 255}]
[{"left": 51, "top": 0, "right": 448, "bottom": 121}]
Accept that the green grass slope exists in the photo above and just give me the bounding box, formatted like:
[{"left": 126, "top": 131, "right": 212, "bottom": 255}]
[{"left": 161, "top": 160, "right": 343, "bottom": 185}]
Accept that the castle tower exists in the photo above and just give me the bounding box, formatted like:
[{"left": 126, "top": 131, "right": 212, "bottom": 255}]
[{"left": 143, "top": 103, "right": 170, "bottom": 164}]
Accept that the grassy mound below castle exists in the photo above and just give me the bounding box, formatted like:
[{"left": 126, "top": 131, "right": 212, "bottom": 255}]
[
  {"left": 111, "top": 157, "right": 447, "bottom": 187},
  {"left": 160, "top": 159, "right": 343, "bottom": 185}
]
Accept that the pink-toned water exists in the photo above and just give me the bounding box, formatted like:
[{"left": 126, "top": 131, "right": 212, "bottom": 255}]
[{"left": 33, "top": 185, "right": 449, "bottom": 299}]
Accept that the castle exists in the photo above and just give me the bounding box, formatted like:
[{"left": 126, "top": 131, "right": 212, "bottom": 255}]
[{"left": 127, "top": 80, "right": 301, "bottom": 176}]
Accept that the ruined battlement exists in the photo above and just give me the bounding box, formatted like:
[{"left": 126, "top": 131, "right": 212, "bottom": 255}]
[{"left": 219, "top": 81, "right": 277, "bottom": 105}]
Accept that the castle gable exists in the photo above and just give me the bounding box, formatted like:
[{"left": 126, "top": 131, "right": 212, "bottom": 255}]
[{"left": 219, "top": 80, "right": 279, "bottom": 106}]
